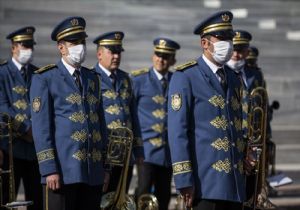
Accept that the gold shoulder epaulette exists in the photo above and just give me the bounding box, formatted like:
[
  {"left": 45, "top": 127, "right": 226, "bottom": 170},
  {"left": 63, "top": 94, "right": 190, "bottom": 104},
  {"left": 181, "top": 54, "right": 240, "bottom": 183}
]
[
  {"left": 131, "top": 68, "right": 149, "bottom": 76},
  {"left": 34, "top": 64, "right": 56, "bottom": 74},
  {"left": 174, "top": 60, "right": 197, "bottom": 71},
  {"left": 0, "top": 60, "right": 7, "bottom": 66}
]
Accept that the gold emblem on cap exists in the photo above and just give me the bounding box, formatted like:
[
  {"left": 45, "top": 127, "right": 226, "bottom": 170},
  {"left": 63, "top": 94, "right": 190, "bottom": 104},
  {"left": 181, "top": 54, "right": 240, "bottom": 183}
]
[
  {"left": 159, "top": 40, "right": 167, "bottom": 46},
  {"left": 222, "top": 14, "right": 230, "bottom": 22},
  {"left": 26, "top": 28, "right": 33, "bottom": 33},
  {"left": 70, "top": 18, "right": 79, "bottom": 26},
  {"left": 115, "top": 33, "right": 122, "bottom": 40},
  {"left": 235, "top": 31, "right": 241, "bottom": 38}
]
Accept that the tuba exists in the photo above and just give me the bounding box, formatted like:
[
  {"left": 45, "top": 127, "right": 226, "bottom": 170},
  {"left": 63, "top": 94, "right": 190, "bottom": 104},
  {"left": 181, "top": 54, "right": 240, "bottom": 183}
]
[
  {"left": 0, "top": 113, "right": 32, "bottom": 209},
  {"left": 100, "top": 127, "right": 136, "bottom": 210},
  {"left": 245, "top": 87, "right": 276, "bottom": 210}
]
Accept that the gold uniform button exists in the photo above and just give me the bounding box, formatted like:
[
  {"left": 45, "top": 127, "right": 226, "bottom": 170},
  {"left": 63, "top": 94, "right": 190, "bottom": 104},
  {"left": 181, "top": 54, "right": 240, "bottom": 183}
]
[
  {"left": 230, "top": 121, "right": 233, "bottom": 125},
  {"left": 87, "top": 153, "right": 91, "bottom": 158},
  {"left": 233, "top": 164, "right": 237, "bottom": 169}
]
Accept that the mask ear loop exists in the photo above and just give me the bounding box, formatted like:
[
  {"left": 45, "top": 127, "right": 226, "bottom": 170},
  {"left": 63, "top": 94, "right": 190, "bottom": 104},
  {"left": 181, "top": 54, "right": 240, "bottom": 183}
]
[{"left": 202, "top": 38, "right": 215, "bottom": 56}]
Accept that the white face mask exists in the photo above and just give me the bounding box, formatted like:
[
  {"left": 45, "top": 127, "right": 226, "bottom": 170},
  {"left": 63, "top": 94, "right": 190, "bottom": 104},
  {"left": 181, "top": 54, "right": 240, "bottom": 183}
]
[
  {"left": 227, "top": 59, "right": 245, "bottom": 72},
  {"left": 66, "top": 44, "right": 86, "bottom": 66},
  {"left": 17, "top": 49, "right": 33, "bottom": 65},
  {"left": 207, "top": 40, "right": 233, "bottom": 65}
]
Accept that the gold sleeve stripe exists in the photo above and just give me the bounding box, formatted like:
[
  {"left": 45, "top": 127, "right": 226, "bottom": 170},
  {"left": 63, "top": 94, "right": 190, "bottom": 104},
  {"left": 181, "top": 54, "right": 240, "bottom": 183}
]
[
  {"left": 172, "top": 160, "right": 192, "bottom": 175},
  {"left": 37, "top": 149, "right": 55, "bottom": 163}
]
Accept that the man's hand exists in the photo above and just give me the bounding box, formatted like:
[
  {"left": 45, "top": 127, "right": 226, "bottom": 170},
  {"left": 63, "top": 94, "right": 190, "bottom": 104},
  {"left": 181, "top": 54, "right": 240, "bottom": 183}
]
[
  {"left": 180, "top": 186, "right": 194, "bottom": 208},
  {"left": 102, "top": 171, "right": 110, "bottom": 193},
  {"left": 46, "top": 173, "right": 61, "bottom": 190},
  {"left": 244, "top": 147, "right": 257, "bottom": 175}
]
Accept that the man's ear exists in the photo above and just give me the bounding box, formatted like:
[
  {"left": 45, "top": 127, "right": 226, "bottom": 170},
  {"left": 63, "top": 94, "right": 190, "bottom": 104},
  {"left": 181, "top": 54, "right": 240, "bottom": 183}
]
[
  {"left": 201, "top": 38, "right": 209, "bottom": 49},
  {"left": 97, "top": 47, "right": 103, "bottom": 60},
  {"left": 57, "top": 42, "right": 66, "bottom": 56},
  {"left": 11, "top": 43, "right": 19, "bottom": 56}
]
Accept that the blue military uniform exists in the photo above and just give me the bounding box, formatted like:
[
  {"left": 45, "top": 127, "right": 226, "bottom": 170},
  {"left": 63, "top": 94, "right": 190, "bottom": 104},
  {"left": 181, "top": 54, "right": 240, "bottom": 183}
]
[
  {"left": 93, "top": 31, "right": 143, "bottom": 160},
  {"left": 231, "top": 31, "right": 265, "bottom": 135},
  {"left": 132, "top": 37, "right": 180, "bottom": 167},
  {"left": 0, "top": 59, "right": 37, "bottom": 160},
  {"left": 132, "top": 37, "right": 180, "bottom": 210},
  {"left": 93, "top": 31, "right": 143, "bottom": 192},
  {"left": 231, "top": 32, "right": 269, "bottom": 208},
  {"left": 30, "top": 16, "right": 108, "bottom": 210},
  {"left": 0, "top": 26, "right": 42, "bottom": 210},
  {"left": 31, "top": 61, "right": 108, "bottom": 185},
  {"left": 132, "top": 67, "right": 172, "bottom": 166},
  {"left": 168, "top": 11, "right": 247, "bottom": 206},
  {"left": 31, "top": 16, "right": 108, "bottom": 186}
]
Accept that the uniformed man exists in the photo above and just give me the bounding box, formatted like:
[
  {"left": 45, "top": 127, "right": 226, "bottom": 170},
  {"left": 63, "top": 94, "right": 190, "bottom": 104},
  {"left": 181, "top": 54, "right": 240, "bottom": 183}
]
[
  {"left": 246, "top": 46, "right": 259, "bottom": 69},
  {"left": 30, "top": 17, "right": 109, "bottom": 210},
  {"left": 225, "top": 30, "right": 258, "bottom": 207},
  {"left": 132, "top": 37, "right": 180, "bottom": 210},
  {"left": 0, "top": 26, "right": 43, "bottom": 210},
  {"left": 227, "top": 31, "right": 277, "bottom": 210},
  {"left": 92, "top": 31, "right": 144, "bottom": 192},
  {"left": 168, "top": 11, "right": 249, "bottom": 210},
  {"left": 226, "top": 30, "right": 264, "bottom": 138}
]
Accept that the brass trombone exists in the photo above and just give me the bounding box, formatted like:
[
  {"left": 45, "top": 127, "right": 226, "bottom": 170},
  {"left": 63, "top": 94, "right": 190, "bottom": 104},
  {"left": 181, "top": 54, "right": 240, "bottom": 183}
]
[
  {"left": 245, "top": 87, "right": 276, "bottom": 210},
  {"left": 0, "top": 113, "right": 33, "bottom": 209},
  {"left": 100, "top": 127, "right": 136, "bottom": 210},
  {"left": 137, "top": 194, "right": 159, "bottom": 210}
]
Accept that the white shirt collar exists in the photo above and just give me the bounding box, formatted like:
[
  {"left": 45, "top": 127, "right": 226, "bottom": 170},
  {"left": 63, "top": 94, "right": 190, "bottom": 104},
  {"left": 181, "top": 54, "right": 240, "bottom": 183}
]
[
  {"left": 61, "top": 58, "right": 79, "bottom": 76},
  {"left": 12, "top": 57, "right": 23, "bottom": 71},
  {"left": 202, "top": 54, "right": 221, "bottom": 75},
  {"left": 98, "top": 62, "right": 115, "bottom": 77},
  {"left": 153, "top": 67, "right": 168, "bottom": 81}
]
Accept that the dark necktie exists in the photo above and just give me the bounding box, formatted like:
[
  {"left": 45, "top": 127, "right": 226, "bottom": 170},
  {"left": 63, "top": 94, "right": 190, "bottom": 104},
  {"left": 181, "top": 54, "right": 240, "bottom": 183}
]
[
  {"left": 73, "top": 69, "right": 83, "bottom": 94},
  {"left": 110, "top": 73, "right": 117, "bottom": 90},
  {"left": 217, "top": 68, "right": 227, "bottom": 92},
  {"left": 20, "top": 66, "right": 27, "bottom": 83},
  {"left": 161, "top": 77, "right": 168, "bottom": 95},
  {"left": 240, "top": 70, "right": 248, "bottom": 88}
]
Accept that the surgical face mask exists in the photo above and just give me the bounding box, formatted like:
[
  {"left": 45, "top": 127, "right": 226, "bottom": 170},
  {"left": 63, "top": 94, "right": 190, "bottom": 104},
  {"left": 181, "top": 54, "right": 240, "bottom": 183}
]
[
  {"left": 207, "top": 40, "right": 233, "bottom": 65},
  {"left": 17, "top": 49, "right": 33, "bottom": 65},
  {"left": 227, "top": 59, "right": 245, "bottom": 71},
  {"left": 66, "top": 44, "right": 86, "bottom": 66}
]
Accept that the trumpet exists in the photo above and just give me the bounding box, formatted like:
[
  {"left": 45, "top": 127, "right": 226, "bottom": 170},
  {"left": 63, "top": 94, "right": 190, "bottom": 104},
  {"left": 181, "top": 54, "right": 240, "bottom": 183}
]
[
  {"left": 0, "top": 112, "right": 33, "bottom": 209},
  {"left": 100, "top": 127, "right": 136, "bottom": 210},
  {"left": 245, "top": 87, "right": 276, "bottom": 210}
]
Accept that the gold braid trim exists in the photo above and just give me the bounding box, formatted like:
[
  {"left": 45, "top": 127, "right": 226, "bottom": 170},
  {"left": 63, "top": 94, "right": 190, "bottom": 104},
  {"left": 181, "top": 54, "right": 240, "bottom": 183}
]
[{"left": 172, "top": 161, "right": 192, "bottom": 175}]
